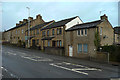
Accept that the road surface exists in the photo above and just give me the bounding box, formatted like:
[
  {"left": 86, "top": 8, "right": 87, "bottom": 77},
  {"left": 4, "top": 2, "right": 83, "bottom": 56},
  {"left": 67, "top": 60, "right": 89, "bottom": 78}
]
[{"left": 2, "top": 45, "right": 120, "bottom": 79}]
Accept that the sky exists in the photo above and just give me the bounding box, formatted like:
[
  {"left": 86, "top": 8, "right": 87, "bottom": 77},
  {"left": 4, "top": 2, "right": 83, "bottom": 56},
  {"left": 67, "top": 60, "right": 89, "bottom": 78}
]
[{"left": 1, "top": 1, "right": 118, "bottom": 31}]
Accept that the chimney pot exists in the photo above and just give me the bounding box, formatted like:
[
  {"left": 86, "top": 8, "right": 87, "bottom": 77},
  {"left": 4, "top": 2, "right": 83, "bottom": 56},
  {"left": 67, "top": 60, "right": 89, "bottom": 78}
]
[
  {"left": 23, "top": 19, "right": 28, "bottom": 23},
  {"left": 28, "top": 17, "right": 33, "bottom": 21},
  {"left": 16, "top": 23, "right": 19, "bottom": 26},
  {"left": 19, "top": 21, "right": 23, "bottom": 24},
  {"left": 100, "top": 14, "right": 108, "bottom": 20},
  {"left": 36, "top": 14, "right": 42, "bottom": 19}
]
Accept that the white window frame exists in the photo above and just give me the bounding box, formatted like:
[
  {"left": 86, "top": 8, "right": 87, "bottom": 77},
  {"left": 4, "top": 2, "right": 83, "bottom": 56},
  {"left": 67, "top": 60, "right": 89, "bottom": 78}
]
[
  {"left": 100, "top": 27, "right": 102, "bottom": 35},
  {"left": 22, "top": 29, "right": 24, "bottom": 34},
  {"left": 84, "top": 29, "right": 87, "bottom": 36},
  {"left": 77, "top": 30, "right": 80, "bottom": 36},
  {"left": 77, "top": 44, "right": 82, "bottom": 53},
  {"left": 81, "top": 29, "right": 83, "bottom": 36}
]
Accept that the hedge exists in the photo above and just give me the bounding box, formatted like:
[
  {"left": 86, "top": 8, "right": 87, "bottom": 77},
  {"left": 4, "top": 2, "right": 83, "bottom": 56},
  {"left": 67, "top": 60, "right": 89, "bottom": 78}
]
[{"left": 101, "top": 45, "right": 120, "bottom": 62}]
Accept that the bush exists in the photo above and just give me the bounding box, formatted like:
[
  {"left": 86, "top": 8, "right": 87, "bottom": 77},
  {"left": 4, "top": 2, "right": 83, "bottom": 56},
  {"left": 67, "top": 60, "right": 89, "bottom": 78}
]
[{"left": 101, "top": 45, "right": 120, "bottom": 62}]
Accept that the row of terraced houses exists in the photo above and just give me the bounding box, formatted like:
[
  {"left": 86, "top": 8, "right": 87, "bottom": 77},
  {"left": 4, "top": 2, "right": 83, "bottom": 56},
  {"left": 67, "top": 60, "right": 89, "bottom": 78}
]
[{"left": 2, "top": 14, "right": 120, "bottom": 59}]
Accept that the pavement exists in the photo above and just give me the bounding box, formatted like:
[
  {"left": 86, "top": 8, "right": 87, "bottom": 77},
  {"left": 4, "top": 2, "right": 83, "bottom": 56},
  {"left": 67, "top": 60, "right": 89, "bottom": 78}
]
[{"left": 1, "top": 45, "right": 120, "bottom": 79}]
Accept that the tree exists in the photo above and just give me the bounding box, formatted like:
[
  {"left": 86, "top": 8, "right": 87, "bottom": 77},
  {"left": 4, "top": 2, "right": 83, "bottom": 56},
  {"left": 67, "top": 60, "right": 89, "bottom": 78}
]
[{"left": 94, "top": 31, "right": 101, "bottom": 51}]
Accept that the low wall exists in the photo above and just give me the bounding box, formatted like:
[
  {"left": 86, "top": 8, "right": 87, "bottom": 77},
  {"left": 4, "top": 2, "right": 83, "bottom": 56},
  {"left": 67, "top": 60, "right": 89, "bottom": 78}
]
[
  {"left": 95, "top": 52, "right": 108, "bottom": 62},
  {"left": 44, "top": 47, "right": 65, "bottom": 56}
]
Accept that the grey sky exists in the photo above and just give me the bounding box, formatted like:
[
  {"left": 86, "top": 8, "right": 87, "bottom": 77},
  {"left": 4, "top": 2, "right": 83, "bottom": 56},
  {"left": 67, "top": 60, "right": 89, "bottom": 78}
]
[{"left": 2, "top": 2, "right": 118, "bottom": 31}]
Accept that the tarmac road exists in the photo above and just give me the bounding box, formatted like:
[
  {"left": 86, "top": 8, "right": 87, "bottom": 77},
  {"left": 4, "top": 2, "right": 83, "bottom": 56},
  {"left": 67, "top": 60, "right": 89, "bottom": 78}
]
[{"left": 2, "top": 45, "right": 120, "bottom": 79}]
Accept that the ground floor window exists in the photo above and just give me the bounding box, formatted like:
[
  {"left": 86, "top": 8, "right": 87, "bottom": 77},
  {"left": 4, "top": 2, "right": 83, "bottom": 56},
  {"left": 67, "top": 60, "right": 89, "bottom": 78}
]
[
  {"left": 78, "top": 44, "right": 82, "bottom": 53},
  {"left": 36, "top": 39, "right": 39, "bottom": 45},
  {"left": 59, "top": 40, "right": 62, "bottom": 47},
  {"left": 78, "top": 44, "right": 88, "bottom": 53},
  {"left": 48, "top": 41, "right": 50, "bottom": 46},
  {"left": 83, "top": 44, "right": 88, "bottom": 53},
  {"left": 56, "top": 40, "right": 62, "bottom": 47}
]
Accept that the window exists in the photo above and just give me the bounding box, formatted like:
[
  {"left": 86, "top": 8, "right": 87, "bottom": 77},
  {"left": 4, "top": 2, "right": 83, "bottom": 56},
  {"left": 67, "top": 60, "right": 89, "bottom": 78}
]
[
  {"left": 48, "top": 41, "right": 50, "bottom": 46},
  {"left": 100, "top": 27, "right": 102, "bottom": 35},
  {"left": 37, "top": 29, "right": 39, "bottom": 35},
  {"left": 57, "top": 28, "right": 59, "bottom": 35},
  {"left": 78, "top": 44, "right": 82, "bottom": 53},
  {"left": 81, "top": 29, "right": 83, "bottom": 36},
  {"left": 47, "top": 30, "right": 49, "bottom": 36},
  {"left": 52, "top": 29, "right": 54, "bottom": 35},
  {"left": 59, "top": 40, "right": 62, "bottom": 47},
  {"left": 42, "top": 31, "right": 46, "bottom": 37},
  {"left": 57, "top": 41, "right": 59, "bottom": 47},
  {"left": 22, "top": 29, "right": 24, "bottom": 34},
  {"left": 59, "top": 28, "right": 62, "bottom": 34},
  {"left": 85, "top": 29, "right": 87, "bottom": 36},
  {"left": 83, "top": 44, "right": 88, "bottom": 53},
  {"left": 16, "top": 30, "right": 17, "bottom": 34},
  {"left": 37, "top": 39, "right": 39, "bottom": 45},
  {"left": 33, "top": 30, "right": 35, "bottom": 35},
  {"left": 77, "top": 30, "right": 80, "bottom": 35}
]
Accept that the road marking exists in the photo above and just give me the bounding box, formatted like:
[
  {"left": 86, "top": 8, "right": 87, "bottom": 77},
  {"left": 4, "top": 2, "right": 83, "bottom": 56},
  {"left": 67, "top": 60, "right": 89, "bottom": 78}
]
[
  {"left": 62, "top": 62, "right": 85, "bottom": 68},
  {"left": 49, "top": 63, "right": 88, "bottom": 75},
  {"left": 50, "top": 62, "right": 102, "bottom": 75},
  {"left": 7, "top": 52, "right": 16, "bottom": 56},
  {"left": 72, "top": 68, "right": 102, "bottom": 71},
  {"left": 21, "top": 56, "right": 53, "bottom": 62}
]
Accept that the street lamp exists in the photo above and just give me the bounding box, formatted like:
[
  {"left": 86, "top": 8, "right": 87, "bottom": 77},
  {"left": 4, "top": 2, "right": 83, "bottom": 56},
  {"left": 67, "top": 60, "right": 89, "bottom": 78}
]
[{"left": 26, "top": 7, "right": 30, "bottom": 48}]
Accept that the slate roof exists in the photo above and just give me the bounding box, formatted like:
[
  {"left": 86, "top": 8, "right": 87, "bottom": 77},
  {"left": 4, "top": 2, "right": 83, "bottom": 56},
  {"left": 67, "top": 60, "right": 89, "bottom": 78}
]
[
  {"left": 4, "top": 22, "right": 27, "bottom": 32},
  {"left": 41, "top": 16, "right": 78, "bottom": 31},
  {"left": 66, "top": 20, "right": 102, "bottom": 31},
  {"left": 26, "top": 20, "right": 54, "bottom": 31},
  {"left": 114, "top": 26, "right": 120, "bottom": 34}
]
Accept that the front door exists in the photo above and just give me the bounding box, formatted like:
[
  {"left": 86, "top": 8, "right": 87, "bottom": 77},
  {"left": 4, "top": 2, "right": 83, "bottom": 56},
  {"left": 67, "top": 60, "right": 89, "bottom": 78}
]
[
  {"left": 32, "top": 39, "right": 36, "bottom": 47},
  {"left": 69, "top": 46, "right": 73, "bottom": 57}
]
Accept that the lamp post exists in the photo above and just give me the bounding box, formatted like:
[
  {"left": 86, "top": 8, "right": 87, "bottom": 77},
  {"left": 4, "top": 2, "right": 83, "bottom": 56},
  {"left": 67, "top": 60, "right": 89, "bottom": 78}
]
[{"left": 26, "top": 7, "right": 30, "bottom": 48}]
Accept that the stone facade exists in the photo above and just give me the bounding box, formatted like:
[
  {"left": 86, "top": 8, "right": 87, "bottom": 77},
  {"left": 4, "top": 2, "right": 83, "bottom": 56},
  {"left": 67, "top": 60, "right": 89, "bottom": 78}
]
[
  {"left": 3, "top": 14, "right": 44, "bottom": 45},
  {"left": 65, "top": 14, "right": 114, "bottom": 59}
]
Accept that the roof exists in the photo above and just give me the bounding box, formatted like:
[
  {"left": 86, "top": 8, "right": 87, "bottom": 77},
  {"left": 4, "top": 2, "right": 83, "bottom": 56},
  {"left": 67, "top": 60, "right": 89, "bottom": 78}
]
[
  {"left": 4, "top": 22, "right": 27, "bottom": 32},
  {"left": 66, "top": 20, "right": 102, "bottom": 31},
  {"left": 114, "top": 26, "right": 120, "bottom": 34},
  {"left": 26, "top": 20, "right": 54, "bottom": 31},
  {"left": 41, "top": 16, "right": 78, "bottom": 31}
]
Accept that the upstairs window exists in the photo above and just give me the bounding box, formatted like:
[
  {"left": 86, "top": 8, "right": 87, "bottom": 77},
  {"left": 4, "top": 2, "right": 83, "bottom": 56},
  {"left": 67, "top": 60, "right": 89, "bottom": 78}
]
[
  {"left": 85, "top": 29, "right": 87, "bottom": 36},
  {"left": 22, "top": 29, "right": 24, "bottom": 34},
  {"left": 33, "top": 30, "right": 35, "bottom": 35},
  {"left": 37, "top": 29, "right": 39, "bottom": 35},
  {"left": 42, "top": 31, "right": 46, "bottom": 37},
  {"left": 59, "top": 28, "right": 62, "bottom": 34},
  {"left": 57, "top": 28, "right": 59, "bottom": 35},
  {"left": 47, "top": 30, "right": 49, "bottom": 36},
  {"left": 16, "top": 30, "right": 17, "bottom": 34},
  {"left": 77, "top": 30, "right": 80, "bottom": 35},
  {"left": 52, "top": 29, "right": 55, "bottom": 35},
  {"left": 57, "top": 28, "right": 62, "bottom": 35},
  {"left": 81, "top": 29, "right": 83, "bottom": 36},
  {"left": 100, "top": 27, "right": 102, "bottom": 35}
]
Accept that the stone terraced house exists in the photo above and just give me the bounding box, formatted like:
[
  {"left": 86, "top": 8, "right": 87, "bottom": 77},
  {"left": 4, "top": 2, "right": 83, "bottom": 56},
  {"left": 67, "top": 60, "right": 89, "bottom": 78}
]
[{"left": 2, "top": 14, "right": 115, "bottom": 60}]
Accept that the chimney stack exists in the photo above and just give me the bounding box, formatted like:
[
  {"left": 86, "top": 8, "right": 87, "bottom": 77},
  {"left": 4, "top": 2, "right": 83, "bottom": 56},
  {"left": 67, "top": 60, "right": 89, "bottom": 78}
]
[
  {"left": 36, "top": 14, "right": 42, "bottom": 19},
  {"left": 100, "top": 14, "right": 108, "bottom": 20},
  {"left": 19, "top": 21, "right": 23, "bottom": 24},
  {"left": 28, "top": 17, "right": 33, "bottom": 21},
  {"left": 16, "top": 23, "right": 19, "bottom": 26},
  {"left": 23, "top": 19, "right": 28, "bottom": 23}
]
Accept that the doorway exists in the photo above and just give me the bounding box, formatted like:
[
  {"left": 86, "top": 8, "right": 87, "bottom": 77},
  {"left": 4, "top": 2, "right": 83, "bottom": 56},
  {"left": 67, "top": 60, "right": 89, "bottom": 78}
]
[{"left": 69, "top": 45, "right": 73, "bottom": 57}]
